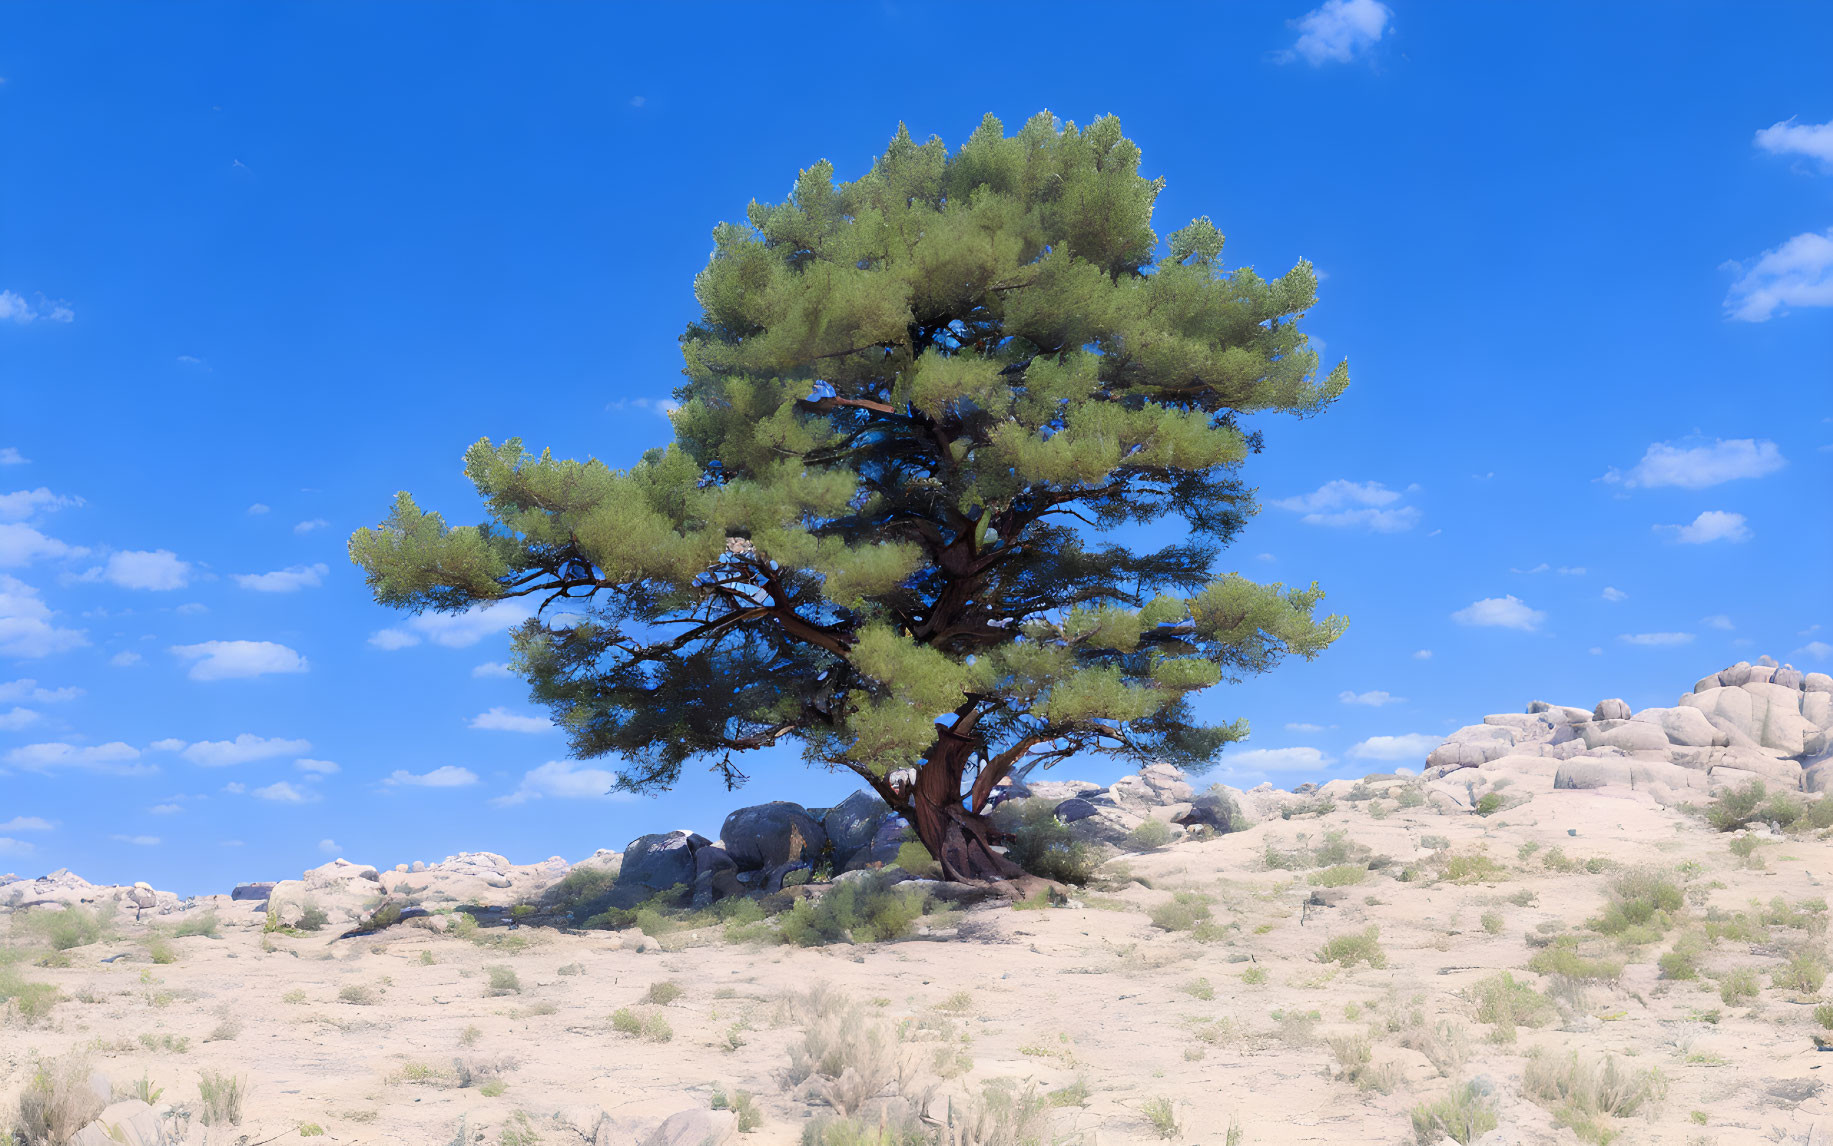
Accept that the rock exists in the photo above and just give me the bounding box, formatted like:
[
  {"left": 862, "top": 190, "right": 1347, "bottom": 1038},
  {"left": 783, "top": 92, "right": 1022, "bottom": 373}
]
[
  {"left": 305, "top": 858, "right": 381, "bottom": 888},
  {"left": 1593, "top": 698, "right": 1631, "bottom": 721},
  {"left": 1138, "top": 761, "right": 1195, "bottom": 802},
  {"left": 1483, "top": 713, "right": 1554, "bottom": 737},
  {"left": 823, "top": 791, "right": 891, "bottom": 867},
  {"left": 1774, "top": 666, "right": 1804, "bottom": 690},
  {"left": 618, "top": 831, "right": 707, "bottom": 891},
  {"left": 1578, "top": 719, "right": 1671, "bottom": 754},
  {"left": 1555, "top": 759, "right": 1708, "bottom": 795},
  {"left": 639, "top": 1108, "right": 736, "bottom": 1146},
  {"left": 67, "top": 1100, "right": 161, "bottom": 1146},
  {"left": 720, "top": 802, "right": 827, "bottom": 872},
  {"left": 1806, "top": 672, "right": 1833, "bottom": 696},
  {"left": 1693, "top": 673, "right": 1725, "bottom": 693},
  {"left": 1705, "top": 748, "right": 1804, "bottom": 788},
  {"left": 1682, "top": 683, "right": 1818, "bottom": 754},
  {"left": 1802, "top": 690, "right": 1833, "bottom": 731},
  {"left": 1720, "top": 661, "right": 1754, "bottom": 687},
  {"left": 230, "top": 882, "right": 274, "bottom": 902},
  {"left": 1704, "top": 714, "right": 1762, "bottom": 749},
  {"left": 1629, "top": 706, "right": 1725, "bottom": 747},
  {"left": 842, "top": 814, "right": 909, "bottom": 872},
  {"left": 1427, "top": 725, "right": 1517, "bottom": 769},
  {"left": 1803, "top": 756, "right": 1833, "bottom": 794},
  {"left": 1174, "top": 792, "right": 1241, "bottom": 833},
  {"left": 690, "top": 846, "right": 742, "bottom": 908},
  {"left": 1054, "top": 797, "right": 1099, "bottom": 823},
  {"left": 1025, "top": 778, "right": 1103, "bottom": 802},
  {"left": 1526, "top": 701, "right": 1592, "bottom": 724}
]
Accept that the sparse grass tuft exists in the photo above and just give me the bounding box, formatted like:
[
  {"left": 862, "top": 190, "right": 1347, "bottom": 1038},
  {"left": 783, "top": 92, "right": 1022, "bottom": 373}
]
[
  {"left": 1182, "top": 978, "right": 1214, "bottom": 1000},
  {"left": 1718, "top": 967, "right": 1759, "bottom": 1006},
  {"left": 1139, "top": 1096, "right": 1179, "bottom": 1139},
  {"left": 1149, "top": 892, "right": 1212, "bottom": 932},
  {"left": 1125, "top": 819, "right": 1174, "bottom": 852},
  {"left": 1480, "top": 911, "right": 1505, "bottom": 935},
  {"left": 0, "top": 966, "right": 61, "bottom": 1022},
  {"left": 147, "top": 935, "right": 178, "bottom": 964},
  {"left": 1309, "top": 864, "right": 1367, "bottom": 888},
  {"left": 1465, "top": 972, "right": 1554, "bottom": 1038},
  {"left": 642, "top": 980, "right": 682, "bottom": 1005},
  {"left": 484, "top": 965, "right": 521, "bottom": 996},
  {"left": 1317, "top": 926, "right": 1386, "bottom": 969},
  {"left": 18, "top": 904, "right": 113, "bottom": 951},
  {"left": 337, "top": 984, "right": 378, "bottom": 1006},
  {"left": 1522, "top": 1048, "right": 1666, "bottom": 1140},
  {"left": 1591, "top": 867, "right": 1683, "bottom": 941},
  {"left": 609, "top": 1007, "right": 672, "bottom": 1042},
  {"left": 14, "top": 1053, "right": 105, "bottom": 1145},
  {"left": 710, "top": 1085, "right": 763, "bottom": 1133},
  {"left": 198, "top": 1070, "right": 246, "bottom": 1126},
  {"left": 1773, "top": 953, "right": 1828, "bottom": 995},
  {"left": 1528, "top": 938, "right": 1623, "bottom": 984},
  {"left": 173, "top": 911, "right": 219, "bottom": 938},
  {"left": 1409, "top": 1082, "right": 1498, "bottom": 1145}
]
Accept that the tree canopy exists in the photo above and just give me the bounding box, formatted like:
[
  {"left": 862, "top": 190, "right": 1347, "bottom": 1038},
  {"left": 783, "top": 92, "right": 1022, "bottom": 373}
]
[{"left": 350, "top": 111, "right": 1349, "bottom": 883}]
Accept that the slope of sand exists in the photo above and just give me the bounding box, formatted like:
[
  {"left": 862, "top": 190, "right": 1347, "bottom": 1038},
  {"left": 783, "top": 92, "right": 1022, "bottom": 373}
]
[{"left": 3, "top": 783, "right": 1830, "bottom": 1145}]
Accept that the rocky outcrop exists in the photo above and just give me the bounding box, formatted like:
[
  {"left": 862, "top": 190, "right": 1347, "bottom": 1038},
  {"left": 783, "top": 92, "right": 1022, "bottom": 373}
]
[{"left": 1420, "top": 657, "right": 1830, "bottom": 803}]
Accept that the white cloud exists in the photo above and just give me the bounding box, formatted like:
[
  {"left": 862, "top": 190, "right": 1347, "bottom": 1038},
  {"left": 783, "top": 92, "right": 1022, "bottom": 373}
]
[
  {"left": 0, "top": 575, "right": 88, "bottom": 657},
  {"left": 318, "top": 838, "right": 341, "bottom": 855},
  {"left": 0, "top": 488, "right": 81, "bottom": 522},
  {"left": 1619, "top": 632, "right": 1695, "bottom": 647},
  {"left": 1601, "top": 586, "right": 1628, "bottom": 602},
  {"left": 251, "top": 780, "right": 317, "bottom": 804},
  {"left": 492, "top": 759, "right": 630, "bottom": 806},
  {"left": 175, "top": 602, "right": 207, "bottom": 616},
  {"left": 1285, "top": 722, "right": 1328, "bottom": 733},
  {"left": 170, "top": 640, "right": 308, "bottom": 681},
  {"left": 5, "top": 741, "right": 153, "bottom": 776},
  {"left": 0, "top": 291, "right": 75, "bottom": 324},
  {"left": 1269, "top": 479, "right": 1420, "bottom": 532},
  {"left": 247, "top": 503, "right": 270, "bottom": 515},
  {"left": 1656, "top": 510, "right": 1752, "bottom": 545},
  {"left": 148, "top": 738, "right": 185, "bottom": 752},
  {"left": 1755, "top": 117, "right": 1833, "bottom": 164},
  {"left": 1602, "top": 438, "right": 1786, "bottom": 489},
  {"left": 149, "top": 803, "right": 182, "bottom": 815},
  {"left": 1222, "top": 746, "right": 1336, "bottom": 772},
  {"left": 179, "top": 734, "right": 312, "bottom": 767},
  {"left": 0, "top": 706, "right": 39, "bottom": 730},
  {"left": 472, "top": 661, "right": 514, "bottom": 678},
  {"left": 0, "top": 836, "right": 34, "bottom": 856},
  {"left": 231, "top": 563, "right": 330, "bottom": 592},
  {"left": 1412, "top": 649, "right": 1432, "bottom": 660},
  {"left": 371, "top": 600, "right": 537, "bottom": 651},
  {"left": 1701, "top": 614, "right": 1734, "bottom": 631},
  {"left": 111, "top": 834, "right": 160, "bottom": 846},
  {"left": 295, "top": 757, "right": 340, "bottom": 775},
  {"left": 0, "top": 523, "right": 85, "bottom": 566},
  {"left": 384, "top": 765, "right": 479, "bottom": 788},
  {"left": 109, "top": 651, "right": 142, "bottom": 667},
  {"left": 468, "top": 706, "right": 554, "bottom": 733},
  {"left": 1338, "top": 689, "right": 1403, "bottom": 707},
  {"left": 0, "top": 682, "right": 83, "bottom": 708},
  {"left": 81, "top": 549, "right": 192, "bottom": 591},
  {"left": 1283, "top": 0, "right": 1391, "bottom": 65},
  {"left": 293, "top": 519, "right": 329, "bottom": 534},
  {"left": 0, "top": 816, "right": 53, "bottom": 832},
  {"left": 1451, "top": 595, "right": 1545, "bottom": 631},
  {"left": 0, "top": 449, "right": 28, "bottom": 466},
  {"left": 222, "top": 782, "right": 245, "bottom": 794},
  {"left": 1794, "top": 640, "right": 1832, "bottom": 662},
  {"left": 1347, "top": 733, "right": 1441, "bottom": 761},
  {"left": 1723, "top": 228, "right": 1833, "bottom": 321}
]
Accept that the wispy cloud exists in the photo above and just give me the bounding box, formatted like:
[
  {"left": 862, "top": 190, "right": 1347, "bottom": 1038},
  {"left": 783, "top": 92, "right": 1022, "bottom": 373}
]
[
  {"left": 1723, "top": 228, "right": 1833, "bottom": 322},
  {"left": 1792, "top": 640, "right": 1831, "bottom": 662},
  {"left": 247, "top": 503, "right": 270, "bottom": 516},
  {"left": 179, "top": 734, "right": 312, "bottom": 767},
  {"left": 605, "top": 397, "right": 681, "bottom": 420},
  {"left": 170, "top": 640, "right": 308, "bottom": 681},
  {"left": 1412, "top": 649, "right": 1432, "bottom": 660},
  {"left": 231, "top": 563, "right": 330, "bottom": 592},
  {"left": 1602, "top": 438, "right": 1786, "bottom": 489},
  {"left": 0, "top": 290, "right": 74, "bottom": 325},
  {"left": 0, "top": 816, "right": 54, "bottom": 832},
  {"left": 0, "top": 575, "right": 89, "bottom": 657},
  {"left": 0, "top": 449, "right": 29, "bottom": 466},
  {"left": 111, "top": 834, "right": 160, "bottom": 846},
  {"left": 79, "top": 550, "right": 192, "bottom": 591},
  {"left": 1346, "top": 733, "right": 1439, "bottom": 761},
  {"left": 1451, "top": 595, "right": 1545, "bottom": 631},
  {"left": 296, "top": 757, "right": 339, "bottom": 775},
  {"left": 1620, "top": 632, "right": 1695, "bottom": 647},
  {"left": 251, "top": 780, "right": 318, "bottom": 804},
  {"left": 0, "top": 706, "right": 40, "bottom": 731},
  {"left": 467, "top": 707, "right": 554, "bottom": 733},
  {"left": 1701, "top": 614, "right": 1734, "bottom": 631},
  {"left": 1279, "top": 0, "right": 1391, "bottom": 66},
  {"left": 472, "top": 662, "right": 514, "bottom": 678},
  {"left": 1755, "top": 117, "right": 1833, "bottom": 165},
  {"left": 1339, "top": 689, "right": 1403, "bottom": 707},
  {"left": 5, "top": 741, "right": 154, "bottom": 776},
  {"left": 0, "top": 523, "right": 86, "bottom": 567},
  {"left": 384, "top": 765, "right": 479, "bottom": 788},
  {"left": 1656, "top": 510, "right": 1751, "bottom": 545},
  {"left": 0, "top": 488, "right": 82, "bottom": 522},
  {"left": 1269, "top": 479, "right": 1420, "bottom": 532},
  {"left": 1220, "top": 746, "right": 1336, "bottom": 772},
  {"left": 370, "top": 600, "right": 537, "bottom": 651},
  {"left": 1601, "top": 586, "right": 1628, "bottom": 603},
  {"left": 293, "top": 518, "right": 329, "bottom": 534},
  {"left": 492, "top": 759, "right": 631, "bottom": 806}
]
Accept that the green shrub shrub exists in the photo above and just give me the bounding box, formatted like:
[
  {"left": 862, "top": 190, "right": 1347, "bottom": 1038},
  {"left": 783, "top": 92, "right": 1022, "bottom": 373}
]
[
  {"left": 1317, "top": 927, "right": 1386, "bottom": 969},
  {"left": 18, "top": 905, "right": 112, "bottom": 951},
  {"left": 997, "top": 800, "right": 1097, "bottom": 885},
  {"left": 1149, "top": 892, "right": 1212, "bottom": 932},
  {"left": 1125, "top": 819, "right": 1174, "bottom": 851},
  {"left": 779, "top": 873, "right": 929, "bottom": 947},
  {"left": 1409, "top": 1082, "right": 1497, "bottom": 1145},
  {"left": 173, "top": 912, "right": 219, "bottom": 938}
]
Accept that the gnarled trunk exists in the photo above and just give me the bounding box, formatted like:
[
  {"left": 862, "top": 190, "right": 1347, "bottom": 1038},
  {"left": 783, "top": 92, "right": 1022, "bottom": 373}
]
[{"left": 903, "top": 727, "right": 1028, "bottom": 885}]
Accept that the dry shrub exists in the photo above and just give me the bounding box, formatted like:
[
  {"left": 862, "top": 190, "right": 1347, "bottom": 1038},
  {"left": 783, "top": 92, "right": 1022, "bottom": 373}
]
[
  {"left": 13, "top": 1053, "right": 105, "bottom": 1146},
  {"left": 783, "top": 987, "right": 933, "bottom": 1120}
]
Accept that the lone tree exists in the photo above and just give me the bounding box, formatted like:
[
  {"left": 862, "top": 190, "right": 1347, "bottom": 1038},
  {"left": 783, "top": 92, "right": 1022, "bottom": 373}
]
[{"left": 350, "top": 112, "right": 1349, "bottom": 885}]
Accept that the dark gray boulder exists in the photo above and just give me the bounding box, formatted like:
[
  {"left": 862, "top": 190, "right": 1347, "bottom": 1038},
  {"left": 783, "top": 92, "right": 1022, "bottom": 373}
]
[
  {"left": 690, "top": 845, "right": 743, "bottom": 908},
  {"left": 1173, "top": 792, "right": 1241, "bottom": 833},
  {"left": 823, "top": 790, "right": 891, "bottom": 867},
  {"left": 1053, "top": 797, "right": 1099, "bottom": 823},
  {"left": 720, "top": 802, "right": 827, "bottom": 872},
  {"left": 843, "top": 813, "right": 908, "bottom": 872},
  {"left": 230, "top": 882, "right": 274, "bottom": 902},
  {"left": 618, "top": 830, "right": 708, "bottom": 891}
]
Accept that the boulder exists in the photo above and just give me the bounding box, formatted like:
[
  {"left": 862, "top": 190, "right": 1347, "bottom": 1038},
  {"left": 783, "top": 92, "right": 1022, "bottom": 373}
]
[
  {"left": 1705, "top": 749, "right": 1804, "bottom": 788},
  {"left": 1803, "top": 756, "right": 1833, "bottom": 794},
  {"left": 1053, "top": 797, "right": 1099, "bottom": 823},
  {"left": 67, "top": 1100, "right": 161, "bottom": 1146},
  {"left": 843, "top": 814, "right": 909, "bottom": 872},
  {"left": 1173, "top": 792, "right": 1242, "bottom": 833},
  {"left": 1526, "top": 701, "right": 1592, "bottom": 724},
  {"left": 720, "top": 802, "right": 827, "bottom": 872},
  {"left": 1719, "top": 661, "right": 1754, "bottom": 687},
  {"left": 1802, "top": 690, "right": 1833, "bottom": 731},
  {"left": 823, "top": 791, "right": 891, "bottom": 867},
  {"left": 1483, "top": 713, "right": 1555, "bottom": 737},
  {"left": 1025, "top": 778, "right": 1104, "bottom": 802},
  {"left": 690, "top": 846, "right": 743, "bottom": 908},
  {"left": 1577, "top": 719, "right": 1671, "bottom": 754},
  {"left": 1137, "top": 761, "right": 1195, "bottom": 802},
  {"left": 1427, "top": 725, "right": 1516, "bottom": 769},
  {"left": 1682, "top": 684, "right": 1818, "bottom": 755},
  {"left": 1773, "top": 666, "right": 1804, "bottom": 690},
  {"left": 1704, "top": 714, "right": 1761, "bottom": 749},
  {"left": 230, "top": 882, "right": 274, "bottom": 902},
  {"left": 1806, "top": 672, "right": 1833, "bottom": 696},
  {"left": 1554, "top": 758, "right": 1707, "bottom": 795},
  {"left": 639, "top": 1108, "right": 736, "bottom": 1146},
  {"left": 618, "top": 831, "right": 707, "bottom": 891},
  {"left": 1629, "top": 705, "right": 1725, "bottom": 747},
  {"left": 1692, "top": 673, "right": 1724, "bottom": 694},
  {"left": 1593, "top": 698, "right": 1631, "bottom": 721}
]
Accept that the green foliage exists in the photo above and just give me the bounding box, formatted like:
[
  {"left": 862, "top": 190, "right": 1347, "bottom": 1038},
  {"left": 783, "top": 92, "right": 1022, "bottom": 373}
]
[
  {"left": 609, "top": 1007, "right": 673, "bottom": 1042},
  {"left": 1125, "top": 819, "right": 1174, "bottom": 851},
  {"left": 0, "top": 967, "right": 61, "bottom": 1022},
  {"left": 1717, "top": 967, "right": 1759, "bottom": 1005},
  {"left": 131, "top": 1074, "right": 163, "bottom": 1105},
  {"left": 17, "top": 904, "right": 112, "bottom": 951},
  {"left": 1591, "top": 868, "right": 1683, "bottom": 941},
  {"left": 1522, "top": 1048, "right": 1666, "bottom": 1140},
  {"left": 710, "top": 1085, "right": 762, "bottom": 1133},
  {"left": 197, "top": 1070, "right": 245, "bottom": 1127},
  {"left": 1309, "top": 864, "right": 1368, "bottom": 888},
  {"left": 1772, "top": 953, "right": 1827, "bottom": 995},
  {"left": 1528, "top": 938, "right": 1623, "bottom": 984},
  {"left": 1409, "top": 1082, "right": 1497, "bottom": 1145},
  {"left": 1140, "top": 1096, "right": 1180, "bottom": 1139},
  {"left": 1697, "top": 779, "right": 1830, "bottom": 834},
  {"left": 1813, "top": 1002, "right": 1833, "bottom": 1030},
  {"left": 1317, "top": 927, "right": 1386, "bottom": 969},
  {"left": 1658, "top": 932, "right": 1705, "bottom": 980},
  {"left": 642, "top": 980, "right": 683, "bottom": 1005},
  {"left": 484, "top": 965, "right": 521, "bottom": 996},
  {"left": 780, "top": 873, "right": 931, "bottom": 946},
  {"left": 891, "top": 840, "right": 941, "bottom": 880},
  {"left": 1149, "top": 892, "right": 1212, "bottom": 932},
  {"left": 173, "top": 911, "right": 219, "bottom": 938},
  {"left": 1474, "top": 792, "right": 1505, "bottom": 817},
  {"left": 541, "top": 864, "right": 620, "bottom": 921},
  {"left": 338, "top": 984, "right": 378, "bottom": 1005},
  {"left": 1442, "top": 854, "right": 1507, "bottom": 883},
  {"left": 296, "top": 902, "right": 329, "bottom": 933},
  {"left": 1465, "top": 973, "right": 1554, "bottom": 1037},
  {"left": 350, "top": 112, "right": 1348, "bottom": 857},
  {"left": 147, "top": 935, "right": 177, "bottom": 965},
  {"left": 1480, "top": 911, "right": 1505, "bottom": 935},
  {"left": 299, "top": 1125, "right": 325, "bottom": 1137}
]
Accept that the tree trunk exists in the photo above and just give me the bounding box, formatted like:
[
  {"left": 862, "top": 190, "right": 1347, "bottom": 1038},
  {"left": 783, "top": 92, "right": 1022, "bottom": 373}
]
[{"left": 905, "top": 727, "right": 1029, "bottom": 885}]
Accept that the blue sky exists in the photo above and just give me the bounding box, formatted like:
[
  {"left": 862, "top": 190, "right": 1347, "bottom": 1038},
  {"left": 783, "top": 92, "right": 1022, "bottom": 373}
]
[{"left": 2, "top": 1, "right": 1829, "bottom": 896}]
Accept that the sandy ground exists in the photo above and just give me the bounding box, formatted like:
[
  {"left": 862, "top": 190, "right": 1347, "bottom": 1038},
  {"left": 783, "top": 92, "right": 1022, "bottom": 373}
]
[{"left": 4, "top": 785, "right": 1831, "bottom": 1146}]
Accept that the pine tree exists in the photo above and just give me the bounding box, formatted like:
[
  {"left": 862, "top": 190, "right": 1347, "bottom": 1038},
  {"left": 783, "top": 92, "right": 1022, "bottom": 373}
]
[{"left": 350, "top": 112, "right": 1349, "bottom": 884}]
